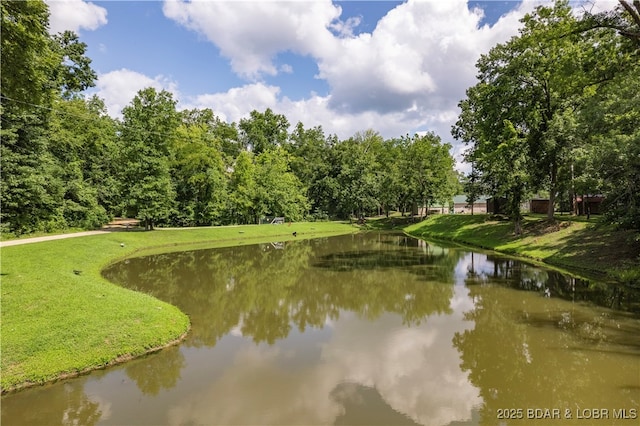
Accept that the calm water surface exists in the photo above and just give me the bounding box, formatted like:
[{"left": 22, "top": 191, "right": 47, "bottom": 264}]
[{"left": 3, "top": 233, "right": 639, "bottom": 425}]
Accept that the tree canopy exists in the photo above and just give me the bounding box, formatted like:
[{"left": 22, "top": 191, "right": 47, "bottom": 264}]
[
  {"left": 453, "top": 0, "right": 639, "bottom": 232},
  {"left": 0, "top": 0, "right": 459, "bottom": 235},
  {"left": 3, "top": 0, "right": 637, "bottom": 236}
]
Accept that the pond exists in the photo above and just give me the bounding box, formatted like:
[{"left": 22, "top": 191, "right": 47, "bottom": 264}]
[{"left": 2, "top": 232, "right": 639, "bottom": 425}]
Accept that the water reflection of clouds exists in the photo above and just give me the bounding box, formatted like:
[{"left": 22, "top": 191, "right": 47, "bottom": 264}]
[
  {"left": 325, "top": 311, "right": 480, "bottom": 426},
  {"left": 167, "top": 344, "right": 343, "bottom": 425},
  {"left": 167, "top": 308, "right": 480, "bottom": 426},
  {"left": 450, "top": 282, "right": 476, "bottom": 313},
  {"left": 454, "top": 252, "right": 496, "bottom": 285}
]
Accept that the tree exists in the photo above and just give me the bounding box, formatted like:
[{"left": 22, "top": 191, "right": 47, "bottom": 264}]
[
  {"left": 453, "top": 1, "right": 626, "bottom": 222},
  {"left": 574, "top": 1, "right": 640, "bottom": 229},
  {"left": 580, "top": 0, "right": 640, "bottom": 46},
  {"left": 238, "top": 108, "right": 289, "bottom": 155},
  {"left": 171, "top": 110, "right": 228, "bottom": 226},
  {"left": 403, "top": 132, "right": 455, "bottom": 218},
  {"left": 463, "top": 166, "right": 486, "bottom": 215},
  {"left": 0, "top": 0, "right": 57, "bottom": 109},
  {"left": 50, "top": 31, "right": 97, "bottom": 99},
  {"left": 489, "top": 121, "right": 530, "bottom": 234},
  {"left": 47, "top": 97, "right": 118, "bottom": 228},
  {"left": 0, "top": 107, "right": 64, "bottom": 234},
  {"left": 0, "top": 0, "right": 100, "bottom": 234},
  {"left": 286, "top": 122, "right": 335, "bottom": 219},
  {"left": 228, "top": 150, "right": 257, "bottom": 224},
  {"left": 119, "top": 88, "right": 179, "bottom": 230},
  {"left": 374, "top": 138, "right": 405, "bottom": 217},
  {"left": 254, "top": 147, "right": 309, "bottom": 222},
  {"left": 577, "top": 61, "right": 640, "bottom": 229},
  {"left": 333, "top": 133, "right": 380, "bottom": 219}
]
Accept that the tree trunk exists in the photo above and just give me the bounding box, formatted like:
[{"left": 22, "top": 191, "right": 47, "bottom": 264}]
[
  {"left": 547, "top": 163, "right": 557, "bottom": 220},
  {"left": 514, "top": 216, "right": 523, "bottom": 235}
]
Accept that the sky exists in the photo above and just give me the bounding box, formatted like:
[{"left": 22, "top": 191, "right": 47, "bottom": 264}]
[{"left": 45, "top": 0, "right": 620, "bottom": 171}]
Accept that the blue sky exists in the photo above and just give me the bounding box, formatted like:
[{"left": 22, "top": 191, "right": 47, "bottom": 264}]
[{"left": 45, "top": 0, "right": 618, "bottom": 170}]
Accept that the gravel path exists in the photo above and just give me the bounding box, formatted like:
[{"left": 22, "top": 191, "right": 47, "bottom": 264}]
[{"left": 0, "top": 230, "right": 110, "bottom": 247}]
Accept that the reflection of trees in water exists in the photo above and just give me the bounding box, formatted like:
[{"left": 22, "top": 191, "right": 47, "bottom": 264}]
[
  {"left": 453, "top": 277, "right": 640, "bottom": 425},
  {"left": 1, "top": 379, "right": 102, "bottom": 426},
  {"left": 468, "top": 255, "right": 640, "bottom": 313},
  {"left": 103, "top": 233, "right": 462, "bottom": 346},
  {"left": 124, "top": 345, "right": 185, "bottom": 396},
  {"left": 104, "top": 241, "right": 313, "bottom": 346},
  {"left": 310, "top": 233, "right": 464, "bottom": 324}
]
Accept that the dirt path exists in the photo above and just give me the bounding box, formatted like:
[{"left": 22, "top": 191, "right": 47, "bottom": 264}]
[{"left": 0, "top": 230, "right": 110, "bottom": 247}]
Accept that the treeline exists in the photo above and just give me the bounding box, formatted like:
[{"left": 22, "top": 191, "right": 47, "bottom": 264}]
[
  {"left": 1, "top": 1, "right": 458, "bottom": 235},
  {"left": 454, "top": 0, "right": 640, "bottom": 233}
]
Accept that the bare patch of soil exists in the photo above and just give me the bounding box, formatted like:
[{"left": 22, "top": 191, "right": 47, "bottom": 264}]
[{"left": 524, "top": 219, "right": 572, "bottom": 236}]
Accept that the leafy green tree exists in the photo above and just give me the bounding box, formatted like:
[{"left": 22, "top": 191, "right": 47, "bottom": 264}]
[
  {"left": 238, "top": 108, "right": 289, "bottom": 155},
  {"left": 0, "top": 0, "right": 57, "bottom": 108},
  {"left": 490, "top": 121, "right": 530, "bottom": 234},
  {"left": 47, "top": 97, "right": 118, "bottom": 228},
  {"left": 172, "top": 109, "right": 228, "bottom": 226},
  {"left": 573, "top": 1, "right": 640, "bottom": 229},
  {"left": 254, "top": 147, "right": 309, "bottom": 221},
  {"left": 119, "top": 88, "right": 179, "bottom": 230},
  {"left": 50, "top": 31, "right": 97, "bottom": 99},
  {"left": 333, "top": 133, "right": 380, "bottom": 219},
  {"left": 374, "top": 138, "right": 405, "bottom": 216},
  {"left": 454, "top": 1, "right": 627, "bottom": 221},
  {"left": 228, "top": 150, "right": 257, "bottom": 224},
  {"left": 181, "top": 108, "right": 240, "bottom": 167},
  {"left": 286, "top": 122, "right": 336, "bottom": 219},
  {"left": 577, "top": 62, "right": 640, "bottom": 229},
  {"left": 463, "top": 166, "right": 486, "bottom": 215},
  {"left": 1, "top": 3, "right": 95, "bottom": 104},
  {"left": 581, "top": 0, "right": 640, "bottom": 47},
  {"left": 403, "top": 132, "right": 455, "bottom": 218},
  {"left": 0, "top": 108, "right": 64, "bottom": 234},
  {"left": 0, "top": 0, "right": 100, "bottom": 234},
  {"left": 1, "top": 0, "right": 58, "bottom": 234}
]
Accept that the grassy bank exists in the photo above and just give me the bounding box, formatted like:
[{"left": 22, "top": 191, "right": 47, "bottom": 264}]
[
  {"left": 404, "top": 214, "right": 640, "bottom": 280},
  {"left": 0, "top": 222, "right": 356, "bottom": 393}
]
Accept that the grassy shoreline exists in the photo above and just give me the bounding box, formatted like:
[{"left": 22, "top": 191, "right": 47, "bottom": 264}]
[
  {"left": 403, "top": 214, "right": 640, "bottom": 282},
  {"left": 0, "top": 222, "right": 357, "bottom": 394},
  {"left": 3, "top": 216, "right": 636, "bottom": 394}
]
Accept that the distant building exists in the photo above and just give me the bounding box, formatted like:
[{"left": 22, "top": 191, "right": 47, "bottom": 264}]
[
  {"left": 413, "top": 203, "right": 446, "bottom": 216},
  {"left": 529, "top": 198, "right": 550, "bottom": 214},
  {"left": 413, "top": 195, "right": 493, "bottom": 216},
  {"left": 486, "top": 197, "right": 508, "bottom": 215},
  {"left": 576, "top": 195, "right": 605, "bottom": 215},
  {"left": 453, "top": 195, "right": 488, "bottom": 214}
]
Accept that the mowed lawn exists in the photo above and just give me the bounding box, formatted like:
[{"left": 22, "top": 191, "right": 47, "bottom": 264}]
[
  {"left": 1, "top": 222, "right": 357, "bottom": 393},
  {"left": 405, "top": 214, "right": 640, "bottom": 278}
]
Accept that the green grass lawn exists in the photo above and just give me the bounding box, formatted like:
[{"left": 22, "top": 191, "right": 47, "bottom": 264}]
[
  {"left": 404, "top": 214, "right": 640, "bottom": 279},
  {"left": 0, "top": 221, "right": 357, "bottom": 393}
]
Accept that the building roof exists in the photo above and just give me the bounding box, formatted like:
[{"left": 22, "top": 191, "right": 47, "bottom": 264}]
[{"left": 453, "top": 195, "right": 489, "bottom": 204}]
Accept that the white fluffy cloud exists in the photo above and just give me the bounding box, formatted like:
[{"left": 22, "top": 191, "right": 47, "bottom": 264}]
[
  {"left": 162, "top": 0, "right": 343, "bottom": 79},
  {"left": 187, "top": 83, "right": 281, "bottom": 123},
  {"left": 157, "top": 0, "right": 545, "bottom": 170},
  {"left": 96, "top": 0, "right": 615, "bottom": 170},
  {"left": 186, "top": 82, "right": 432, "bottom": 142},
  {"left": 161, "top": 0, "right": 534, "bottom": 116},
  {"left": 92, "top": 69, "right": 180, "bottom": 118},
  {"left": 45, "top": 0, "right": 107, "bottom": 34}
]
